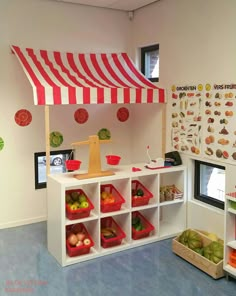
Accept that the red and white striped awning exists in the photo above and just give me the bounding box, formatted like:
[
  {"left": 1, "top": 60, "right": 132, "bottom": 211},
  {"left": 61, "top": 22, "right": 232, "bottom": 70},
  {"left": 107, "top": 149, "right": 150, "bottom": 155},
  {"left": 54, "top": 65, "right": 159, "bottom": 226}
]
[{"left": 11, "top": 45, "right": 165, "bottom": 105}]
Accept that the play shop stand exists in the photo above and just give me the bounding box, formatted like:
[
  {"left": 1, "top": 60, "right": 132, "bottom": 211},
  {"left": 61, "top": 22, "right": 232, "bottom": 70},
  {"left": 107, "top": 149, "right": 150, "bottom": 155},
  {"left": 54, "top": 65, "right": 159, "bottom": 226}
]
[{"left": 47, "top": 140, "right": 187, "bottom": 266}]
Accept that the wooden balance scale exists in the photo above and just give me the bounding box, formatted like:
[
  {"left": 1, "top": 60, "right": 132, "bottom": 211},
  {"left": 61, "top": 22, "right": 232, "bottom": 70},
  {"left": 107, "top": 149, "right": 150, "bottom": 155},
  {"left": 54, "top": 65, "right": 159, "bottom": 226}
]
[{"left": 71, "top": 135, "right": 115, "bottom": 180}]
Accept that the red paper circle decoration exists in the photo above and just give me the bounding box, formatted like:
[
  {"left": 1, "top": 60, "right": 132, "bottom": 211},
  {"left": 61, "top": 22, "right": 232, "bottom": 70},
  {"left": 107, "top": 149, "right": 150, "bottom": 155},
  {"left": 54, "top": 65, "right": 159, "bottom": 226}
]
[
  {"left": 74, "top": 108, "right": 89, "bottom": 124},
  {"left": 117, "top": 107, "right": 129, "bottom": 122},
  {"left": 15, "top": 109, "right": 32, "bottom": 126}
]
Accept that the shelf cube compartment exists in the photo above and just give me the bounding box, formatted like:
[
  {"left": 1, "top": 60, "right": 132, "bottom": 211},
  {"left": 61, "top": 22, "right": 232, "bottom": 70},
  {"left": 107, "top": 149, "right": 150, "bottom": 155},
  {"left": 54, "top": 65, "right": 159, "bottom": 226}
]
[
  {"left": 66, "top": 223, "right": 94, "bottom": 257},
  {"left": 65, "top": 189, "right": 94, "bottom": 220},
  {"left": 131, "top": 180, "right": 153, "bottom": 207},
  {"left": 160, "top": 185, "right": 183, "bottom": 202},
  {"left": 101, "top": 217, "right": 126, "bottom": 248},
  {"left": 132, "top": 211, "right": 155, "bottom": 240},
  {"left": 100, "top": 184, "right": 125, "bottom": 213}
]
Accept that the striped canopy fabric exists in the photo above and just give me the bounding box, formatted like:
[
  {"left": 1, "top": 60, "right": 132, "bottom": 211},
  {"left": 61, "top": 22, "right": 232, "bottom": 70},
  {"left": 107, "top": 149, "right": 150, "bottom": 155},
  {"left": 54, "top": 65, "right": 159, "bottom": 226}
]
[{"left": 11, "top": 45, "right": 165, "bottom": 105}]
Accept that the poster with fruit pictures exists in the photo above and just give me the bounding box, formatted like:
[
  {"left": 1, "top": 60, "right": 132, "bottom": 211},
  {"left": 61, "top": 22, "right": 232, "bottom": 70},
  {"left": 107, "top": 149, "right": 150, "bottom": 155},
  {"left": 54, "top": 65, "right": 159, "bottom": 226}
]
[
  {"left": 170, "top": 84, "right": 203, "bottom": 155},
  {"left": 202, "top": 83, "right": 236, "bottom": 163}
]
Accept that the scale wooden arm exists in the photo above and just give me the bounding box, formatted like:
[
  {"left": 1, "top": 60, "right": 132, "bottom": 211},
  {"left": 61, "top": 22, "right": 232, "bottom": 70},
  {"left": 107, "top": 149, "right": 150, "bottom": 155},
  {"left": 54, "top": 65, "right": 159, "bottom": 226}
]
[{"left": 71, "top": 138, "right": 112, "bottom": 147}]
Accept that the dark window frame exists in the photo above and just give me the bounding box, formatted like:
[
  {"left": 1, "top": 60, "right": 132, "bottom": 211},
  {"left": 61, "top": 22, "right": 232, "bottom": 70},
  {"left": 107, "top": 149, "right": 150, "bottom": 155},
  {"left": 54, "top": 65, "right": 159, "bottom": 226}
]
[
  {"left": 34, "top": 149, "right": 73, "bottom": 189},
  {"left": 194, "top": 160, "right": 225, "bottom": 210},
  {"left": 141, "top": 44, "right": 159, "bottom": 82}
]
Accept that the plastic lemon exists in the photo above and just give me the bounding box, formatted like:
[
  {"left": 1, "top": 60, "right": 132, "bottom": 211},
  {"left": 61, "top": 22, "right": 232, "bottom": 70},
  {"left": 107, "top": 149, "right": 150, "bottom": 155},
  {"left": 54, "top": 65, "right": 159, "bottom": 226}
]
[{"left": 197, "top": 84, "right": 203, "bottom": 91}]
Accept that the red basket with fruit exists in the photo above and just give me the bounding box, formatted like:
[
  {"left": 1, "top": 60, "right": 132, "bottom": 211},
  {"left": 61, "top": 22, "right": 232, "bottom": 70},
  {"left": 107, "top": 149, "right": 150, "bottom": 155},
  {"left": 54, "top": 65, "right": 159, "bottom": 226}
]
[
  {"left": 131, "top": 180, "right": 153, "bottom": 207},
  {"left": 66, "top": 223, "right": 94, "bottom": 257},
  {"left": 100, "top": 184, "right": 125, "bottom": 213},
  {"left": 65, "top": 189, "right": 94, "bottom": 220},
  {"left": 132, "top": 211, "right": 155, "bottom": 240},
  {"left": 101, "top": 217, "right": 126, "bottom": 248}
]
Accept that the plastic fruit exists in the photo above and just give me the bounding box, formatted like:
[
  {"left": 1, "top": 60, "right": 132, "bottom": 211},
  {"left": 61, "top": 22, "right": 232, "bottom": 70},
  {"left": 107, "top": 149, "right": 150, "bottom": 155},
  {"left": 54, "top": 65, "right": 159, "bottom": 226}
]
[
  {"left": 68, "top": 234, "right": 78, "bottom": 246},
  {"left": 203, "top": 241, "right": 223, "bottom": 264},
  {"left": 78, "top": 194, "right": 87, "bottom": 203},
  {"left": 66, "top": 193, "right": 72, "bottom": 204},
  {"left": 76, "top": 240, "right": 84, "bottom": 247},
  {"left": 73, "top": 202, "right": 80, "bottom": 208},
  {"left": 70, "top": 204, "right": 78, "bottom": 211},
  {"left": 83, "top": 238, "right": 91, "bottom": 245},
  {"left": 101, "top": 191, "right": 108, "bottom": 200},
  {"left": 80, "top": 201, "right": 89, "bottom": 208},
  {"left": 71, "top": 191, "right": 80, "bottom": 201},
  {"left": 179, "top": 229, "right": 203, "bottom": 250},
  {"left": 77, "top": 232, "right": 86, "bottom": 241}
]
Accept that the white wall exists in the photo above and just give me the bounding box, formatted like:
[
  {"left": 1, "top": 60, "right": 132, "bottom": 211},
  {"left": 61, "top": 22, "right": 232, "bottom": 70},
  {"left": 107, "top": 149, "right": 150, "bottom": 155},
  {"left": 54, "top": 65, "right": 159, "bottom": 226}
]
[
  {"left": 0, "top": 0, "right": 133, "bottom": 228},
  {"left": 130, "top": 0, "right": 236, "bottom": 237}
]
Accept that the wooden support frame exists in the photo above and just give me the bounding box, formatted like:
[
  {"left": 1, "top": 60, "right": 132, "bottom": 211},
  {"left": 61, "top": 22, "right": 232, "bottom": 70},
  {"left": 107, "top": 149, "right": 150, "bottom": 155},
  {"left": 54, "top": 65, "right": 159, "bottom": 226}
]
[
  {"left": 162, "top": 104, "right": 167, "bottom": 158},
  {"left": 45, "top": 105, "right": 50, "bottom": 176}
]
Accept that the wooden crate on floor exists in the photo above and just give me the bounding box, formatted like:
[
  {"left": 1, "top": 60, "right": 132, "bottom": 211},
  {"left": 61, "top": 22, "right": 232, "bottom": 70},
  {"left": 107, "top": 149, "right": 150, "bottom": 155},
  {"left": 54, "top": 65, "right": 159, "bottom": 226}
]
[{"left": 172, "top": 229, "right": 224, "bottom": 279}]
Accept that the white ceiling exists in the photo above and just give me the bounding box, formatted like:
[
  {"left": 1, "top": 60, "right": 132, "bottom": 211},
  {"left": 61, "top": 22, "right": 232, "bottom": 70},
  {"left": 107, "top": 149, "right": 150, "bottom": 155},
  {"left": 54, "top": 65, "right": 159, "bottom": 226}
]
[{"left": 51, "top": 0, "right": 160, "bottom": 11}]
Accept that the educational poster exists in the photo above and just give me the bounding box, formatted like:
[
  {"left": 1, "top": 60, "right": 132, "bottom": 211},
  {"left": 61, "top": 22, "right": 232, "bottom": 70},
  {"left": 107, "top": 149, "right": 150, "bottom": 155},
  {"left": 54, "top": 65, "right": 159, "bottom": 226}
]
[
  {"left": 170, "top": 84, "right": 203, "bottom": 155},
  {"left": 202, "top": 83, "right": 236, "bottom": 163},
  {"left": 170, "top": 82, "right": 236, "bottom": 164}
]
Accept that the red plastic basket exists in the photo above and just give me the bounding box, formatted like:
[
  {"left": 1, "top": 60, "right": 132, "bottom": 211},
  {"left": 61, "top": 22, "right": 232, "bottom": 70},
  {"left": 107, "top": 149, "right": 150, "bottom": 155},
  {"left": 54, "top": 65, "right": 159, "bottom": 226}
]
[
  {"left": 66, "top": 223, "right": 94, "bottom": 257},
  {"left": 106, "top": 155, "right": 121, "bottom": 165},
  {"left": 132, "top": 211, "right": 155, "bottom": 240},
  {"left": 101, "top": 217, "right": 126, "bottom": 248},
  {"left": 100, "top": 184, "right": 125, "bottom": 213},
  {"left": 229, "top": 250, "right": 236, "bottom": 268},
  {"left": 65, "top": 160, "right": 81, "bottom": 170},
  {"left": 65, "top": 189, "right": 94, "bottom": 220},
  {"left": 131, "top": 180, "right": 153, "bottom": 207}
]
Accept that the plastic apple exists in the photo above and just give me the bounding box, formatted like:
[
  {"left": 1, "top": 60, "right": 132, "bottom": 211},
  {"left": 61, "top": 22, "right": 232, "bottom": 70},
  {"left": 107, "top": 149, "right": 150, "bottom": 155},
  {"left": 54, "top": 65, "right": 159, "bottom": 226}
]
[
  {"left": 83, "top": 238, "right": 91, "bottom": 245},
  {"left": 78, "top": 194, "right": 87, "bottom": 203},
  {"left": 77, "top": 232, "right": 86, "bottom": 241},
  {"left": 70, "top": 204, "right": 77, "bottom": 211},
  {"left": 80, "top": 201, "right": 89, "bottom": 208}
]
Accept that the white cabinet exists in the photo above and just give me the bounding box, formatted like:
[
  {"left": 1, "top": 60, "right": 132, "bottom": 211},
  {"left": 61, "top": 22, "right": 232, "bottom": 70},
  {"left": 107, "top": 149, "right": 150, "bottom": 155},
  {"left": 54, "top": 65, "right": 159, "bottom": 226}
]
[
  {"left": 47, "top": 164, "right": 187, "bottom": 266},
  {"left": 224, "top": 193, "right": 236, "bottom": 279}
]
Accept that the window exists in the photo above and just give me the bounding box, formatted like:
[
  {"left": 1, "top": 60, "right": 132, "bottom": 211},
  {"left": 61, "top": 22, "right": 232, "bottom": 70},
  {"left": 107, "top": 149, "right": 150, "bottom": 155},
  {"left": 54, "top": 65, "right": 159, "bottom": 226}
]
[
  {"left": 194, "top": 160, "right": 225, "bottom": 210},
  {"left": 141, "top": 44, "right": 159, "bottom": 82},
  {"left": 34, "top": 149, "right": 73, "bottom": 189}
]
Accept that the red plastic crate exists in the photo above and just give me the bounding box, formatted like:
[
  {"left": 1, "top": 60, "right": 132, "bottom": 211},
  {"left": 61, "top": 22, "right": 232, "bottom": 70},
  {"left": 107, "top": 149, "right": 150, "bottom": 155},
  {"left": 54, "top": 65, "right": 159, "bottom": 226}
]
[
  {"left": 132, "top": 211, "right": 155, "bottom": 240},
  {"left": 65, "top": 189, "right": 94, "bottom": 220},
  {"left": 66, "top": 223, "right": 94, "bottom": 257},
  {"left": 131, "top": 180, "right": 153, "bottom": 207},
  {"left": 100, "top": 184, "right": 125, "bottom": 213},
  {"left": 101, "top": 217, "right": 126, "bottom": 248}
]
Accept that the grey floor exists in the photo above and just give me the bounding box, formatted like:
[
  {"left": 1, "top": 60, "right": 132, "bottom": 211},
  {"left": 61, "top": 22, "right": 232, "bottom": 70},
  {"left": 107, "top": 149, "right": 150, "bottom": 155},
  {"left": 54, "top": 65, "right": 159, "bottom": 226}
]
[{"left": 0, "top": 222, "right": 235, "bottom": 296}]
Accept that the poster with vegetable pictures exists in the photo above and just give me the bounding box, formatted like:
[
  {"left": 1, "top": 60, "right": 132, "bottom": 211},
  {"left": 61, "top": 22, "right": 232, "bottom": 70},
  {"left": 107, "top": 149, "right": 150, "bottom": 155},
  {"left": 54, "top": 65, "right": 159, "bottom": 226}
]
[
  {"left": 170, "top": 84, "right": 203, "bottom": 156},
  {"left": 170, "top": 82, "right": 236, "bottom": 165}
]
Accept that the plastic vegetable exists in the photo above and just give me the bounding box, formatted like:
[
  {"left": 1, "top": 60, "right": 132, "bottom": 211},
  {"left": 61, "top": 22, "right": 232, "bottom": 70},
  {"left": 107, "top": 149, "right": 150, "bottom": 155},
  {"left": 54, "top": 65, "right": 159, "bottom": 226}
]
[
  {"left": 179, "top": 229, "right": 203, "bottom": 250},
  {"left": 203, "top": 241, "right": 223, "bottom": 264}
]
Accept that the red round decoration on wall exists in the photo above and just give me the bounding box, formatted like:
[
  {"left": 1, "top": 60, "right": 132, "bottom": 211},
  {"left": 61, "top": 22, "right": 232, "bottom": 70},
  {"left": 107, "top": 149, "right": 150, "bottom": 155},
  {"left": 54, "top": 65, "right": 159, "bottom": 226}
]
[
  {"left": 74, "top": 108, "right": 89, "bottom": 124},
  {"left": 117, "top": 107, "right": 129, "bottom": 122},
  {"left": 14, "top": 109, "right": 32, "bottom": 126}
]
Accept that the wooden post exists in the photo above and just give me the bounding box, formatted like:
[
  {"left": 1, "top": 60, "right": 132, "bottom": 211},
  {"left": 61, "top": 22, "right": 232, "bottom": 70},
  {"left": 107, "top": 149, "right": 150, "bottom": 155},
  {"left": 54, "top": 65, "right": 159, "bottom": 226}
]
[
  {"left": 162, "top": 104, "right": 167, "bottom": 158},
  {"left": 45, "top": 105, "right": 50, "bottom": 176}
]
